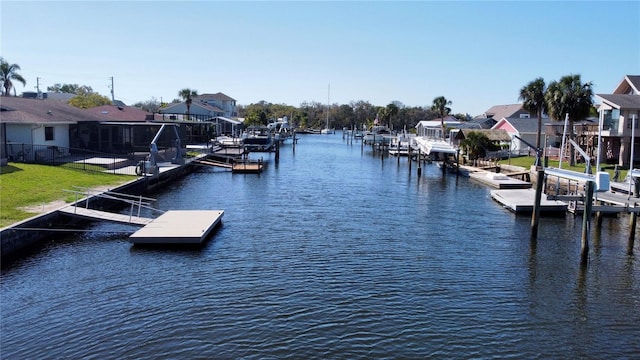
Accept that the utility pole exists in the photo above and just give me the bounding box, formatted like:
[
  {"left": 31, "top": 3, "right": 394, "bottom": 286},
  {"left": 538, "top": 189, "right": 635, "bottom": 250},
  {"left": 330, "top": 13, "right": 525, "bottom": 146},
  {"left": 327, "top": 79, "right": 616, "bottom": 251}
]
[
  {"left": 36, "top": 77, "right": 42, "bottom": 99},
  {"left": 109, "top": 76, "right": 115, "bottom": 102}
]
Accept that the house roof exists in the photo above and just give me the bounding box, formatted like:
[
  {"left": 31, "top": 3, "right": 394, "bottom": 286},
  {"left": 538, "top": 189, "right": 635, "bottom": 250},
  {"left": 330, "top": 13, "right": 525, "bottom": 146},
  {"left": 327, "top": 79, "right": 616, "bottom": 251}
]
[
  {"left": 215, "top": 116, "right": 243, "bottom": 125},
  {"left": 0, "top": 96, "right": 103, "bottom": 124},
  {"left": 159, "top": 101, "right": 224, "bottom": 115},
  {"left": 612, "top": 75, "right": 640, "bottom": 95},
  {"left": 482, "top": 104, "right": 524, "bottom": 120},
  {"left": 493, "top": 117, "right": 541, "bottom": 134},
  {"left": 455, "top": 129, "right": 511, "bottom": 142},
  {"left": 415, "top": 116, "right": 459, "bottom": 128},
  {"left": 84, "top": 104, "right": 161, "bottom": 122},
  {"left": 195, "top": 92, "right": 236, "bottom": 102},
  {"left": 467, "top": 117, "right": 497, "bottom": 129},
  {"left": 595, "top": 94, "right": 640, "bottom": 109}
]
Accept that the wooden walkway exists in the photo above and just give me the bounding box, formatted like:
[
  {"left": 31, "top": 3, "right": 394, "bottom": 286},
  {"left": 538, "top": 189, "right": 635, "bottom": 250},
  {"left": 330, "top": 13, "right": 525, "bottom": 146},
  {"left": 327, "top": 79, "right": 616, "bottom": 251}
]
[
  {"left": 193, "top": 159, "right": 233, "bottom": 169},
  {"left": 59, "top": 206, "right": 153, "bottom": 225}
]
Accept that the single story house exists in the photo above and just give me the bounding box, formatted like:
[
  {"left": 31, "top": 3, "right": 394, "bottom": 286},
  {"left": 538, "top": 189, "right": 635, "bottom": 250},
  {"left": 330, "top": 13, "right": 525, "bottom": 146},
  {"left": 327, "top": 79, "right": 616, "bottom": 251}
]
[{"left": 0, "top": 96, "right": 103, "bottom": 162}]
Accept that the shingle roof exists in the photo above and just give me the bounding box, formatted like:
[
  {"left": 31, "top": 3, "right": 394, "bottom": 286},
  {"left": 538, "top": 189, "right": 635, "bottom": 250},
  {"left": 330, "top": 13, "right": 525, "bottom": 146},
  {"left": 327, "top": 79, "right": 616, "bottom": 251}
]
[
  {"left": 483, "top": 104, "right": 524, "bottom": 120},
  {"left": 83, "top": 104, "right": 161, "bottom": 122},
  {"left": 195, "top": 92, "right": 235, "bottom": 102},
  {"left": 456, "top": 129, "right": 511, "bottom": 142},
  {"left": 627, "top": 76, "right": 640, "bottom": 93},
  {"left": 468, "top": 117, "right": 497, "bottom": 129},
  {"left": 596, "top": 94, "right": 640, "bottom": 109},
  {"left": 0, "top": 96, "right": 103, "bottom": 124},
  {"left": 500, "top": 117, "right": 541, "bottom": 133}
]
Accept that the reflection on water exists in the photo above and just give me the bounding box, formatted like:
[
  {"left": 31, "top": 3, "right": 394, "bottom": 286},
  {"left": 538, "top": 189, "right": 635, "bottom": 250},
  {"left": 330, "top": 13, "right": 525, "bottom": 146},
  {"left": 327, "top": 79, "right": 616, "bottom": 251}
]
[{"left": 2, "top": 134, "right": 639, "bottom": 358}]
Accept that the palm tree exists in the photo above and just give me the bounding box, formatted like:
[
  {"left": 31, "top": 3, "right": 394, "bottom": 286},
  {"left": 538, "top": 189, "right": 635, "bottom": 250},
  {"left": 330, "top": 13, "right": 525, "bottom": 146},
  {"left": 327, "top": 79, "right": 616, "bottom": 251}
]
[
  {"left": 385, "top": 103, "right": 399, "bottom": 129},
  {"left": 519, "top": 78, "right": 547, "bottom": 152},
  {"left": 545, "top": 74, "right": 593, "bottom": 166},
  {"left": 431, "top": 96, "right": 452, "bottom": 139},
  {"left": 461, "top": 131, "right": 491, "bottom": 161},
  {"left": 0, "top": 57, "right": 26, "bottom": 96},
  {"left": 178, "top": 88, "right": 198, "bottom": 120}
]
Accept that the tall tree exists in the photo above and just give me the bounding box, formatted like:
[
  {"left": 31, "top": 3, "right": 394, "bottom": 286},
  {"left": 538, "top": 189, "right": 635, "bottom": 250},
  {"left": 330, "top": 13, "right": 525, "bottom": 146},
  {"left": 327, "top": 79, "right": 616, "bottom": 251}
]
[
  {"left": 47, "top": 83, "right": 93, "bottom": 95},
  {"left": 431, "top": 96, "right": 452, "bottom": 138},
  {"left": 179, "top": 88, "right": 198, "bottom": 120},
  {"left": 0, "top": 57, "right": 26, "bottom": 96},
  {"left": 68, "top": 92, "right": 112, "bottom": 109},
  {"left": 545, "top": 74, "right": 593, "bottom": 166},
  {"left": 519, "top": 77, "right": 547, "bottom": 152}
]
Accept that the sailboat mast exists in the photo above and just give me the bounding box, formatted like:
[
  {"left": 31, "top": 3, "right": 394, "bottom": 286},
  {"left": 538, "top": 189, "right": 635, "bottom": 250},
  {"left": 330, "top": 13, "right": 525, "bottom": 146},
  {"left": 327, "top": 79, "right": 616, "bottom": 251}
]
[{"left": 327, "top": 84, "right": 330, "bottom": 128}]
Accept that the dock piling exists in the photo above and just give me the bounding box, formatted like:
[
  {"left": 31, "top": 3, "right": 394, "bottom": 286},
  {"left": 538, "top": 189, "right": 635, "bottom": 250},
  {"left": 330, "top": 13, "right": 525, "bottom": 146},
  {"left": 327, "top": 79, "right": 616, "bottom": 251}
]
[
  {"left": 581, "top": 181, "right": 595, "bottom": 265},
  {"left": 530, "top": 167, "right": 544, "bottom": 240}
]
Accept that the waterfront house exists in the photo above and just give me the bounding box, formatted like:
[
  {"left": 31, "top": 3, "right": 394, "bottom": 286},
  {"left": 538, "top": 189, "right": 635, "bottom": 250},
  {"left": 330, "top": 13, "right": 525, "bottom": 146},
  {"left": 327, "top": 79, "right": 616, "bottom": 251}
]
[
  {"left": 76, "top": 104, "right": 167, "bottom": 154},
  {"left": 491, "top": 117, "right": 542, "bottom": 156},
  {"left": 0, "top": 96, "right": 102, "bottom": 163},
  {"left": 415, "top": 116, "right": 460, "bottom": 138},
  {"left": 594, "top": 75, "right": 640, "bottom": 167},
  {"left": 159, "top": 92, "right": 242, "bottom": 136}
]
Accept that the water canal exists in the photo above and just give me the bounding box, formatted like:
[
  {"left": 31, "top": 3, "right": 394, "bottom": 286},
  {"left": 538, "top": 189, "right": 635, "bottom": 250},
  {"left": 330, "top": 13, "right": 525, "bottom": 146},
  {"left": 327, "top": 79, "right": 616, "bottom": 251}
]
[{"left": 2, "top": 134, "right": 639, "bottom": 358}]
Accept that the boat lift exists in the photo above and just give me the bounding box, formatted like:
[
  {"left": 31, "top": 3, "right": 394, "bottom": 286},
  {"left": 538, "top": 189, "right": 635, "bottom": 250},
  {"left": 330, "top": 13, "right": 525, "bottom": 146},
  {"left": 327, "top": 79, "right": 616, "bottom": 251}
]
[{"left": 136, "top": 124, "right": 184, "bottom": 176}]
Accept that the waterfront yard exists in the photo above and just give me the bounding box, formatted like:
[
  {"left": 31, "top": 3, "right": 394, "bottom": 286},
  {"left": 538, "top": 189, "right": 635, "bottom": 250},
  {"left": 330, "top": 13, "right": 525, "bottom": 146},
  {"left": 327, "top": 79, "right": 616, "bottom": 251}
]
[
  {"left": 499, "top": 155, "right": 628, "bottom": 179},
  {"left": 0, "top": 163, "right": 132, "bottom": 228}
]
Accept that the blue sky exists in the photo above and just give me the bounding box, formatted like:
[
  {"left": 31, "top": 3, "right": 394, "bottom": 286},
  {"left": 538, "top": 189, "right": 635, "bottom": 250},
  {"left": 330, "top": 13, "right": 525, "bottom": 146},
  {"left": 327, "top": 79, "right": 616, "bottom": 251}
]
[{"left": 2, "top": 1, "right": 639, "bottom": 116}]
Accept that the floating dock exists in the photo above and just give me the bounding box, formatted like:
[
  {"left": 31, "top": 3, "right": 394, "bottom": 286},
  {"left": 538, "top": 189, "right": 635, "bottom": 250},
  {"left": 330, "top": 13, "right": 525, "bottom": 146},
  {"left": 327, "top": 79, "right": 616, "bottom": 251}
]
[
  {"left": 232, "top": 160, "right": 264, "bottom": 173},
  {"left": 129, "top": 210, "right": 224, "bottom": 245},
  {"left": 490, "top": 189, "right": 568, "bottom": 214}
]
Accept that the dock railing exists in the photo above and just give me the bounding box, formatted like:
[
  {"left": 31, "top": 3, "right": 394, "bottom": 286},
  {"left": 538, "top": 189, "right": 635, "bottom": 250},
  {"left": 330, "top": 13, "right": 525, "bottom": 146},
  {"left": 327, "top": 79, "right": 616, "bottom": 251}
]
[{"left": 65, "top": 186, "right": 164, "bottom": 223}]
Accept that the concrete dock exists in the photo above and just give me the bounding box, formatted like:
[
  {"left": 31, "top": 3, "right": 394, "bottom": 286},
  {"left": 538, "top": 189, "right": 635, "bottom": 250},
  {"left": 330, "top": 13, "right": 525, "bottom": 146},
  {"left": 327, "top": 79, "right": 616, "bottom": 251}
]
[
  {"left": 490, "top": 189, "right": 568, "bottom": 214},
  {"left": 470, "top": 171, "right": 532, "bottom": 189},
  {"left": 129, "top": 210, "right": 224, "bottom": 245}
]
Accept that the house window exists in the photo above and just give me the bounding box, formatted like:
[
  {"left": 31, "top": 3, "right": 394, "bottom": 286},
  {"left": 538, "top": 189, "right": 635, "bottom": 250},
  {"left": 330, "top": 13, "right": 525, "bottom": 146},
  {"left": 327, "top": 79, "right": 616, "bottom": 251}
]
[
  {"left": 628, "top": 111, "right": 639, "bottom": 129},
  {"left": 45, "top": 126, "right": 54, "bottom": 141}
]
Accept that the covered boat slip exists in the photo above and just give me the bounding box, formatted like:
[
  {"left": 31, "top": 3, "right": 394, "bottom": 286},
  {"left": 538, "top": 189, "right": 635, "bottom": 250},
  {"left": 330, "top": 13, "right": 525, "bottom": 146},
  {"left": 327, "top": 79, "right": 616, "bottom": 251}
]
[{"left": 414, "top": 137, "right": 458, "bottom": 156}]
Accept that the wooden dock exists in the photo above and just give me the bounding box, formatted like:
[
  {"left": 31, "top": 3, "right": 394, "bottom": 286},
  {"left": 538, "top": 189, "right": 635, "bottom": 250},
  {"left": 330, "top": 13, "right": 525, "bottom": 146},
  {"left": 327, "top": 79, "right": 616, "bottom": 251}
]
[
  {"left": 232, "top": 159, "right": 264, "bottom": 173},
  {"left": 129, "top": 210, "right": 224, "bottom": 244},
  {"left": 490, "top": 189, "right": 568, "bottom": 214}
]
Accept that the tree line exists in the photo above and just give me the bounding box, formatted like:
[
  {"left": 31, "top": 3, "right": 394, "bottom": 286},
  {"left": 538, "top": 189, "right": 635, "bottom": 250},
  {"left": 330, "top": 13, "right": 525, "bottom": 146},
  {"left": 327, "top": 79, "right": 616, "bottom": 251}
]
[{"left": 1, "top": 56, "right": 597, "bottom": 165}]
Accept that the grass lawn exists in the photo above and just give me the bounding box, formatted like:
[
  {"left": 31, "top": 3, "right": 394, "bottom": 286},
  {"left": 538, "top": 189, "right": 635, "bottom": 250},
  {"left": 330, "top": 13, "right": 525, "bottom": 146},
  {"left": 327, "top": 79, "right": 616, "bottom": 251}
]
[
  {"left": 0, "top": 163, "right": 134, "bottom": 228},
  {"left": 499, "top": 156, "right": 629, "bottom": 180}
]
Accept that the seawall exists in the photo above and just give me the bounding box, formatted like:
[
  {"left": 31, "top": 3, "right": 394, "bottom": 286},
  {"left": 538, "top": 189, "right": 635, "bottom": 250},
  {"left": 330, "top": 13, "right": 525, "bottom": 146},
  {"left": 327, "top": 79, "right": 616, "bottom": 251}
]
[{"left": 1, "top": 162, "right": 197, "bottom": 264}]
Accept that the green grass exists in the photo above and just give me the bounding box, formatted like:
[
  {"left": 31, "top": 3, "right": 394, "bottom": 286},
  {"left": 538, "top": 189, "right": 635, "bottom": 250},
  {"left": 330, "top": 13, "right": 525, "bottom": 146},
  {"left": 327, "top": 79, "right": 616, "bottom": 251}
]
[
  {"left": 0, "top": 163, "right": 133, "bottom": 228},
  {"left": 499, "top": 156, "right": 628, "bottom": 179}
]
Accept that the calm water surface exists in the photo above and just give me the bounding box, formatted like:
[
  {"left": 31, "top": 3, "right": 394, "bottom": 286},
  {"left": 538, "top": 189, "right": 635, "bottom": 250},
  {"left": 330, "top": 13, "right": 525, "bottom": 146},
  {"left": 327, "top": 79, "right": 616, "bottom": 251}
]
[{"left": 2, "top": 134, "right": 639, "bottom": 358}]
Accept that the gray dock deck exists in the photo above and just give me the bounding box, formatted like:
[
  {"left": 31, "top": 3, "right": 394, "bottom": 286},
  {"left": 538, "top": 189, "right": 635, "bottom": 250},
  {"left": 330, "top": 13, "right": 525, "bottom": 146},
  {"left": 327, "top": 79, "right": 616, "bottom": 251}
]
[
  {"left": 129, "top": 210, "right": 224, "bottom": 244},
  {"left": 490, "top": 189, "right": 568, "bottom": 214},
  {"left": 470, "top": 171, "right": 532, "bottom": 189}
]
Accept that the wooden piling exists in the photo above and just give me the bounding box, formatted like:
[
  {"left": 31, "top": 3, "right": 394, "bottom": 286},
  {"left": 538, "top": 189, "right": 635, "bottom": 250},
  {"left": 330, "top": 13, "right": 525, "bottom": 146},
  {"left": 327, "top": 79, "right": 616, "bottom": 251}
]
[
  {"left": 581, "top": 181, "right": 595, "bottom": 265},
  {"left": 417, "top": 149, "right": 422, "bottom": 177},
  {"left": 530, "top": 167, "right": 544, "bottom": 240},
  {"left": 629, "top": 211, "right": 637, "bottom": 254},
  {"left": 275, "top": 140, "right": 280, "bottom": 162}
]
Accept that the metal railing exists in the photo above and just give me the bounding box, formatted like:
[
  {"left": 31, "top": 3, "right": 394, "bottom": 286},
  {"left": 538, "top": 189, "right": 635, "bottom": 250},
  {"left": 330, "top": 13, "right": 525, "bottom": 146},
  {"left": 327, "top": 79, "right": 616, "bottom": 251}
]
[{"left": 3, "top": 143, "right": 141, "bottom": 176}]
